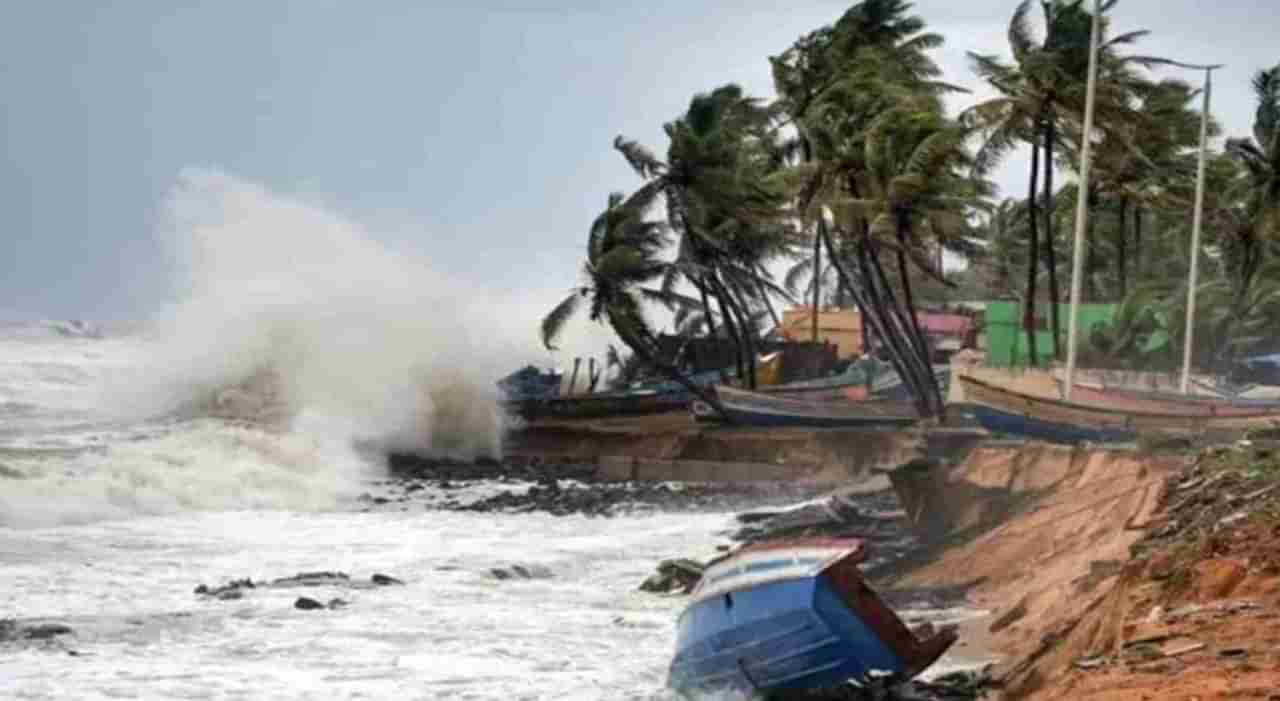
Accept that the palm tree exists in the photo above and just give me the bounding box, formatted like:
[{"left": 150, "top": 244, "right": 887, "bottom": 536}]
[
  {"left": 772, "top": 0, "right": 952, "bottom": 348},
  {"left": 1213, "top": 63, "right": 1280, "bottom": 368},
  {"left": 966, "top": 0, "right": 1156, "bottom": 361},
  {"left": 829, "top": 108, "right": 992, "bottom": 417},
  {"left": 614, "top": 84, "right": 792, "bottom": 389},
  {"left": 540, "top": 192, "right": 726, "bottom": 414},
  {"left": 970, "top": 197, "right": 1032, "bottom": 299},
  {"left": 771, "top": 0, "right": 966, "bottom": 417}
]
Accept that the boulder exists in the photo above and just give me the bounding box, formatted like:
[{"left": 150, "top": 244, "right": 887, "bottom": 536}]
[{"left": 294, "top": 597, "right": 325, "bottom": 611}]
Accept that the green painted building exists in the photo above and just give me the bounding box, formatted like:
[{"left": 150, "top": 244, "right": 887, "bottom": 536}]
[{"left": 983, "top": 301, "right": 1117, "bottom": 367}]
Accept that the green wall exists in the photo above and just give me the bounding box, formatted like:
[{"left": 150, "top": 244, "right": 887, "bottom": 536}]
[{"left": 984, "top": 302, "right": 1117, "bottom": 367}]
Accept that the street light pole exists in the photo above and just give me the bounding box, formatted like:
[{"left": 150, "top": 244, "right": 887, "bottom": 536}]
[
  {"left": 1171, "top": 62, "right": 1223, "bottom": 394},
  {"left": 1063, "top": 0, "right": 1104, "bottom": 402}
]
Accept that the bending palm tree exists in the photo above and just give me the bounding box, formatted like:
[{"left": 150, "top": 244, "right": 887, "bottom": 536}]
[
  {"left": 966, "top": 0, "right": 1156, "bottom": 360},
  {"left": 540, "top": 192, "right": 727, "bottom": 416}
]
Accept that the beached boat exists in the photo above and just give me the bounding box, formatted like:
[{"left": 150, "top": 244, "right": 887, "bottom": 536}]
[
  {"left": 959, "top": 374, "right": 1280, "bottom": 443},
  {"left": 667, "top": 538, "right": 956, "bottom": 698},
  {"left": 692, "top": 385, "right": 917, "bottom": 428},
  {"left": 1062, "top": 381, "right": 1280, "bottom": 416},
  {"left": 867, "top": 364, "right": 951, "bottom": 400}
]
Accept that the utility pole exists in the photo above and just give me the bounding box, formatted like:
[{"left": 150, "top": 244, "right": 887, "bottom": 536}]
[
  {"left": 1166, "top": 62, "right": 1223, "bottom": 393},
  {"left": 1063, "top": 0, "right": 1104, "bottom": 402}
]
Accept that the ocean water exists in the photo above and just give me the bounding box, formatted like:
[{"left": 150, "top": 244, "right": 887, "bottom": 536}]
[
  {"left": 1, "top": 174, "right": 985, "bottom": 699},
  {"left": 0, "top": 323, "right": 989, "bottom": 701},
  {"left": 0, "top": 321, "right": 728, "bottom": 700}
]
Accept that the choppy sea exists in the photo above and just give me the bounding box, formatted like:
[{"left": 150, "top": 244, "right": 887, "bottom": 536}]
[{"left": 0, "top": 322, "right": 983, "bottom": 700}]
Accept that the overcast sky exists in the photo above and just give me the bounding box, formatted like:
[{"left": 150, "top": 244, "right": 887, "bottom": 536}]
[{"left": 1, "top": 1, "right": 1275, "bottom": 338}]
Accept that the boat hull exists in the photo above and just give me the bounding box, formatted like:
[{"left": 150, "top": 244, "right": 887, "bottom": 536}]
[
  {"left": 967, "top": 402, "right": 1134, "bottom": 443},
  {"left": 960, "top": 375, "right": 1280, "bottom": 444},
  {"left": 1068, "top": 382, "right": 1280, "bottom": 416},
  {"left": 668, "top": 539, "right": 954, "bottom": 698},
  {"left": 696, "top": 386, "right": 917, "bottom": 429}
]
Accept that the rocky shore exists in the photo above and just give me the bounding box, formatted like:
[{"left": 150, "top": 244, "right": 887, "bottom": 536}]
[{"left": 380, "top": 453, "right": 831, "bottom": 516}]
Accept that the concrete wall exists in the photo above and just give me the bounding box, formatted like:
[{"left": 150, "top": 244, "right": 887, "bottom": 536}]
[{"left": 509, "top": 424, "right": 988, "bottom": 485}]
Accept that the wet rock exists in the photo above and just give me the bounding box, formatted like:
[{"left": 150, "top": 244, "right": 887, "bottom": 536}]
[
  {"left": 384, "top": 455, "right": 825, "bottom": 517},
  {"left": 0, "top": 619, "right": 74, "bottom": 642},
  {"left": 732, "top": 491, "right": 907, "bottom": 546},
  {"left": 271, "top": 571, "right": 350, "bottom": 587},
  {"left": 371, "top": 573, "right": 404, "bottom": 586},
  {"left": 489, "top": 564, "right": 554, "bottom": 581},
  {"left": 294, "top": 597, "right": 325, "bottom": 611},
  {"left": 195, "top": 578, "right": 255, "bottom": 600},
  {"left": 639, "top": 559, "right": 705, "bottom": 595},
  {"left": 23, "top": 623, "right": 74, "bottom": 640}
]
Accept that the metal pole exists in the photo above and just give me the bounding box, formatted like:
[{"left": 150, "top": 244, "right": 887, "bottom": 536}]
[
  {"left": 1063, "top": 0, "right": 1103, "bottom": 402},
  {"left": 1180, "top": 66, "right": 1217, "bottom": 393}
]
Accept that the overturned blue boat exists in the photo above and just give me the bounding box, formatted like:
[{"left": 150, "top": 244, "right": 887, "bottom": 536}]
[{"left": 668, "top": 538, "right": 956, "bottom": 698}]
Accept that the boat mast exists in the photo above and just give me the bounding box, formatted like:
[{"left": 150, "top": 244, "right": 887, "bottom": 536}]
[
  {"left": 1063, "top": 0, "right": 1104, "bottom": 402},
  {"left": 1175, "top": 63, "right": 1222, "bottom": 394}
]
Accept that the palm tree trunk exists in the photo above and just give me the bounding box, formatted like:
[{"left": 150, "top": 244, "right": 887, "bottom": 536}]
[
  {"left": 866, "top": 242, "right": 940, "bottom": 417},
  {"left": 1043, "top": 119, "right": 1062, "bottom": 359},
  {"left": 720, "top": 276, "right": 760, "bottom": 391},
  {"left": 754, "top": 264, "right": 782, "bottom": 330},
  {"left": 716, "top": 290, "right": 746, "bottom": 386},
  {"left": 1025, "top": 136, "right": 1042, "bottom": 367},
  {"left": 1133, "top": 206, "right": 1143, "bottom": 282},
  {"left": 1117, "top": 197, "right": 1129, "bottom": 298},
  {"left": 695, "top": 277, "right": 718, "bottom": 338},
  {"left": 895, "top": 216, "right": 932, "bottom": 366},
  {"left": 821, "top": 230, "right": 935, "bottom": 419},
  {"left": 611, "top": 322, "right": 730, "bottom": 421},
  {"left": 896, "top": 217, "right": 944, "bottom": 417},
  {"left": 812, "top": 221, "right": 823, "bottom": 343},
  {"left": 568, "top": 357, "right": 581, "bottom": 396}
]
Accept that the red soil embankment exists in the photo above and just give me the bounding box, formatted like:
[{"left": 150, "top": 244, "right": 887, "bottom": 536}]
[
  {"left": 995, "top": 448, "right": 1280, "bottom": 700},
  {"left": 884, "top": 443, "right": 1179, "bottom": 693}
]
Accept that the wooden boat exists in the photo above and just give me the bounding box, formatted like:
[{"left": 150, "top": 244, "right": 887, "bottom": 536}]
[
  {"left": 867, "top": 364, "right": 951, "bottom": 400},
  {"left": 1062, "top": 381, "right": 1280, "bottom": 416},
  {"left": 959, "top": 374, "right": 1280, "bottom": 444},
  {"left": 505, "top": 390, "right": 692, "bottom": 421},
  {"left": 692, "top": 385, "right": 917, "bottom": 428},
  {"left": 668, "top": 538, "right": 956, "bottom": 698}
]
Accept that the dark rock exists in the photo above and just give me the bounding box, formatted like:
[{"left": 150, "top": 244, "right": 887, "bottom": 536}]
[
  {"left": 490, "top": 564, "right": 554, "bottom": 581},
  {"left": 23, "top": 623, "right": 73, "bottom": 640},
  {"left": 371, "top": 573, "right": 404, "bottom": 586},
  {"left": 640, "top": 559, "right": 705, "bottom": 595},
  {"left": 271, "top": 571, "right": 349, "bottom": 587},
  {"left": 1, "top": 620, "right": 74, "bottom": 642},
  {"left": 294, "top": 597, "right": 325, "bottom": 611},
  {"left": 195, "top": 578, "right": 255, "bottom": 600}
]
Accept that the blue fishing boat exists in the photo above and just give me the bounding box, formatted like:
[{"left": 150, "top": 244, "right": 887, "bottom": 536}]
[{"left": 668, "top": 538, "right": 956, "bottom": 698}]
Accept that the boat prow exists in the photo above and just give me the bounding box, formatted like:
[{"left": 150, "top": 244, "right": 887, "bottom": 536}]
[{"left": 667, "top": 538, "right": 956, "bottom": 698}]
